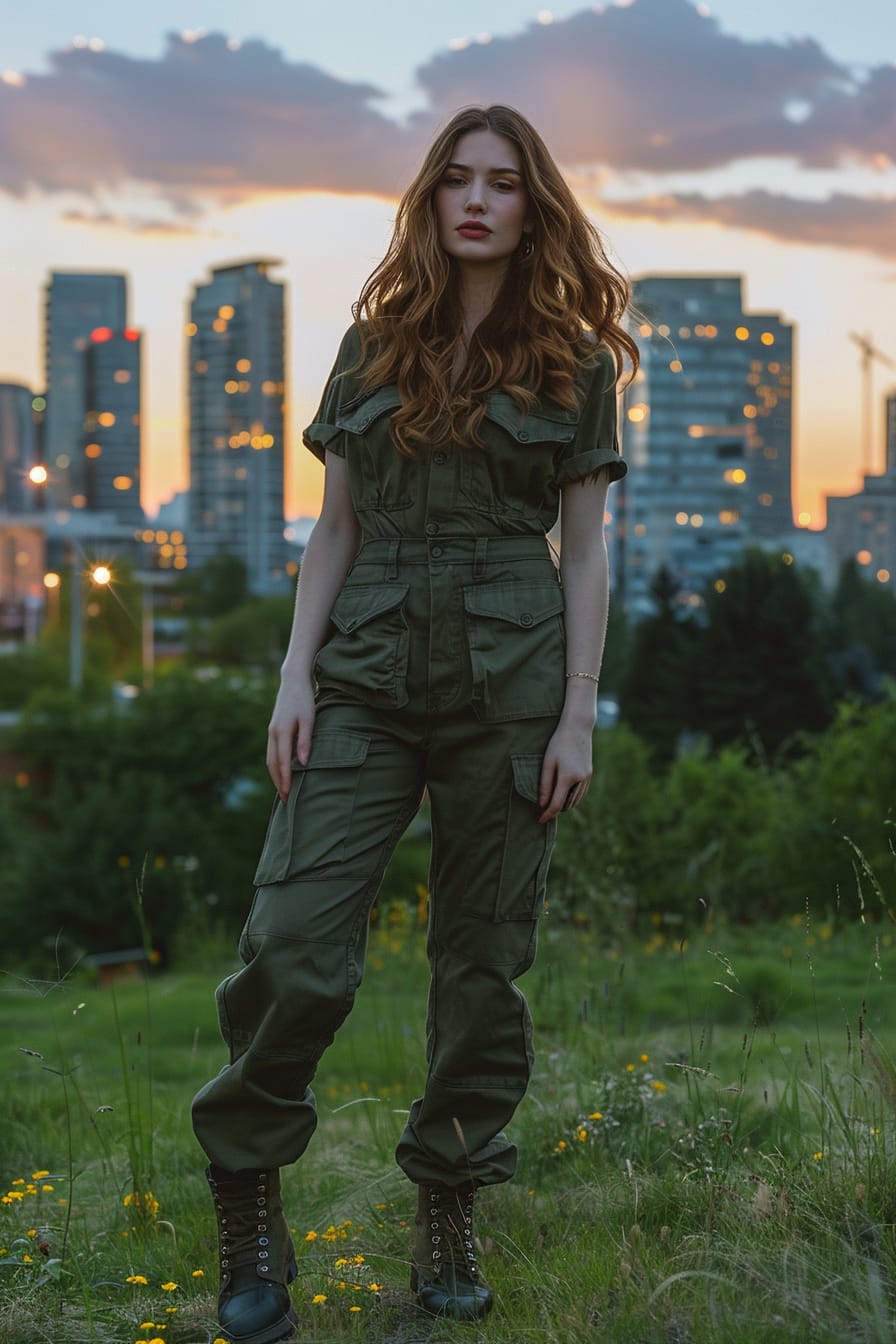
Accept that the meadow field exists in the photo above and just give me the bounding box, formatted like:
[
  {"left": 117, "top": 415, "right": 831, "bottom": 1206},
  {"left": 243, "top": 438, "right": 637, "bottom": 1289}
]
[{"left": 1, "top": 904, "right": 895, "bottom": 1344}]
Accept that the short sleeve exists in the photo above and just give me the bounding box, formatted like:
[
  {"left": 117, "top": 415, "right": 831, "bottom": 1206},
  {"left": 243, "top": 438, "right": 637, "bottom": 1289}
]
[
  {"left": 554, "top": 347, "right": 627, "bottom": 486},
  {"left": 302, "top": 324, "right": 362, "bottom": 463}
]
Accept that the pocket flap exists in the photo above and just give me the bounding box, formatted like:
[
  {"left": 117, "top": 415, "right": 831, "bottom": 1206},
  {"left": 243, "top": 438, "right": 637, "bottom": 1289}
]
[
  {"left": 511, "top": 754, "right": 543, "bottom": 804},
  {"left": 464, "top": 581, "right": 564, "bottom": 627},
  {"left": 485, "top": 394, "right": 577, "bottom": 445},
  {"left": 300, "top": 730, "right": 370, "bottom": 770},
  {"left": 337, "top": 386, "right": 403, "bottom": 435},
  {"left": 329, "top": 582, "right": 409, "bottom": 634}
]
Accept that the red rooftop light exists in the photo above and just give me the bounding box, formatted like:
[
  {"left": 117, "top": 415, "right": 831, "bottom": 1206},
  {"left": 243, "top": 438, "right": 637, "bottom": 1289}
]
[
  {"left": 124, "top": 328, "right": 139, "bottom": 341},
  {"left": 91, "top": 327, "right": 113, "bottom": 342}
]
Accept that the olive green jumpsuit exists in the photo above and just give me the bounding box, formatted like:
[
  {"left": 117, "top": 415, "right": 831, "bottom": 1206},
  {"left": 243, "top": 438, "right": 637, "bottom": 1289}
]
[{"left": 192, "top": 325, "right": 626, "bottom": 1189}]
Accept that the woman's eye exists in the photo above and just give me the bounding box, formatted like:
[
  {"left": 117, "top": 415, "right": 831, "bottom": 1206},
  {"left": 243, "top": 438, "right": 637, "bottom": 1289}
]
[
  {"left": 492, "top": 180, "right": 516, "bottom": 192},
  {"left": 443, "top": 175, "right": 466, "bottom": 187}
]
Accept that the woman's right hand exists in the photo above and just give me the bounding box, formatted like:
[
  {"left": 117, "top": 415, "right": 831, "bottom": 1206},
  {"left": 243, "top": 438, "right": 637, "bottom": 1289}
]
[{"left": 266, "top": 675, "right": 316, "bottom": 802}]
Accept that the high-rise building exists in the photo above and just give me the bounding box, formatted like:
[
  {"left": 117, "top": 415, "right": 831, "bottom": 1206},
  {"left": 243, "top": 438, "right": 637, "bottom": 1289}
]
[
  {"left": 44, "top": 272, "right": 127, "bottom": 509},
  {"left": 83, "top": 328, "right": 143, "bottom": 523},
  {"left": 825, "top": 388, "right": 896, "bottom": 592},
  {"left": 617, "top": 275, "right": 794, "bottom": 615},
  {"left": 187, "top": 259, "right": 288, "bottom": 593},
  {"left": 0, "top": 382, "right": 42, "bottom": 513}
]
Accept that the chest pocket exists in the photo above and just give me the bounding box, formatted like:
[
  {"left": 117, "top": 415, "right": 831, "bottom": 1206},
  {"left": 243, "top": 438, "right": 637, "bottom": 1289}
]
[
  {"left": 337, "top": 387, "right": 418, "bottom": 513},
  {"left": 459, "top": 394, "right": 578, "bottom": 521}
]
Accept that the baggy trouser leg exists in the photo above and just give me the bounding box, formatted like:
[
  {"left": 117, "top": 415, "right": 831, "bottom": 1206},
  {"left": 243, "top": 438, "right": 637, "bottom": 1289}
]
[
  {"left": 206, "top": 1165, "right": 298, "bottom": 1344},
  {"left": 192, "top": 709, "right": 425, "bottom": 1172}
]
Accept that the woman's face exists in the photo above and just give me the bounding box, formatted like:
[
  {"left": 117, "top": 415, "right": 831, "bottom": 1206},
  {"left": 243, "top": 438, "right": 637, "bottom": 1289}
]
[{"left": 433, "top": 129, "right": 531, "bottom": 272}]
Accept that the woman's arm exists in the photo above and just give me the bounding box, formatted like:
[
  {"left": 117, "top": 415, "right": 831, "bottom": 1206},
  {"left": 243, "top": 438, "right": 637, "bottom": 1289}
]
[
  {"left": 537, "top": 469, "right": 612, "bottom": 822},
  {"left": 266, "top": 451, "right": 361, "bottom": 799}
]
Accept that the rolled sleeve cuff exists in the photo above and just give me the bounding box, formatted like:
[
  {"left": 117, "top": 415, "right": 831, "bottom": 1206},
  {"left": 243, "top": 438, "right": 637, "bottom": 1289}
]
[
  {"left": 302, "top": 422, "right": 346, "bottom": 463},
  {"left": 556, "top": 445, "right": 627, "bottom": 486}
]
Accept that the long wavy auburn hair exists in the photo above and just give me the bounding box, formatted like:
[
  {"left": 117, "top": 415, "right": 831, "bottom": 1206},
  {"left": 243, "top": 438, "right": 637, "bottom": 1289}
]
[{"left": 351, "top": 104, "right": 639, "bottom": 456}]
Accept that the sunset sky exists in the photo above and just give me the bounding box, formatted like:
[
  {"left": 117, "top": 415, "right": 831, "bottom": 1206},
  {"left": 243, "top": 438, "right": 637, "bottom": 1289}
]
[{"left": 1, "top": 0, "right": 894, "bottom": 525}]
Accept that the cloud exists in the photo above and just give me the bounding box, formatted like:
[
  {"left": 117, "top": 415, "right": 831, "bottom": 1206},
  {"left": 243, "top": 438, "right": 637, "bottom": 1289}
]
[
  {"left": 415, "top": 0, "right": 849, "bottom": 172},
  {"left": 604, "top": 188, "right": 896, "bottom": 260},
  {"left": 0, "top": 0, "right": 893, "bottom": 264},
  {"left": 0, "top": 31, "right": 415, "bottom": 205},
  {"left": 60, "top": 208, "right": 212, "bottom": 237}
]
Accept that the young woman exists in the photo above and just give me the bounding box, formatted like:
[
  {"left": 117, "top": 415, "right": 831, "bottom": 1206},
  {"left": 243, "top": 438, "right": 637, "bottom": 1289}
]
[{"left": 192, "top": 103, "right": 637, "bottom": 1344}]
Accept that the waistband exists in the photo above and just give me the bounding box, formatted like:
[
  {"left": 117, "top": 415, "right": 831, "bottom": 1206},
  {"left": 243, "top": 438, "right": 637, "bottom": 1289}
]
[{"left": 355, "top": 535, "right": 555, "bottom": 570}]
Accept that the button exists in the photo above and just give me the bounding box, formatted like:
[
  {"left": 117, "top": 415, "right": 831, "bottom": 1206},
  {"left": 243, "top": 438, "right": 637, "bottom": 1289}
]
[
  {"left": 520, "top": 613, "right": 534, "bottom": 626},
  {"left": 430, "top": 546, "right": 443, "bottom": 558},
  {"left": 425, "top": 522, "right": 440, "bottom": 536},
  {"left": 433, "top": 451, "right": 448, "bottom": 465},
  {"left": 518, "top": 431, "right": 529, "bottom": 441}
]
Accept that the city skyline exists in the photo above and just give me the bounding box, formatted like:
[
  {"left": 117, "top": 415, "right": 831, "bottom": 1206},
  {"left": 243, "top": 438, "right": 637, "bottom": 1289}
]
[{"left": 1, "top": 0, "right": 894, "bottom": 525}]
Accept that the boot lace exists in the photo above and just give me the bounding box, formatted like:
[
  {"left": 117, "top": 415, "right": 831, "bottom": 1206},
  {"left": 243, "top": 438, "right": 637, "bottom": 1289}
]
[{"left": 207, "top": 1168, "right": 277, "bottom": 1279}]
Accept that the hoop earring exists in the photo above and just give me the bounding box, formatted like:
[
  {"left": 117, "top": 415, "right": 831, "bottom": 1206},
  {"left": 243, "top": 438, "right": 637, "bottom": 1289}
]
[{"left": 521, "top": 234, "right": 534, "bottom": 258}]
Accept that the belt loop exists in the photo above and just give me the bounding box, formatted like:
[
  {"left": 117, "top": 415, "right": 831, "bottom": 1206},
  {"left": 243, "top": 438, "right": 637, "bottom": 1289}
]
[
  {"left": 385, "top": 539, "right": 400, "bottom": 580},
  {"left": 473, "top": 537, "right": 487, "bottom": 579}
]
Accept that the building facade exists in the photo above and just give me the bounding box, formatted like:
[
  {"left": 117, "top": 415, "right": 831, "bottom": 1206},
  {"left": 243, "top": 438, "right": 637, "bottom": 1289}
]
[
  {"left": 83, "top": 328, "right": 143, "bottom": 523},
  {"left": 44, "top": 272, "right": 127, "bottom": 510},
  {"left": 187, "top": 259, "right": 288, "bottom": 593},
  {"left": 617, "top": 275, "right": 794, "bottom": 615}
]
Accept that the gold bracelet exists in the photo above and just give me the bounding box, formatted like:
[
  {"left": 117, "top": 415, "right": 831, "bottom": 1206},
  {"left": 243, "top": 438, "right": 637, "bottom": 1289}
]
[{"left": 566, "top": 672, "right": 600, "bottom": 685}]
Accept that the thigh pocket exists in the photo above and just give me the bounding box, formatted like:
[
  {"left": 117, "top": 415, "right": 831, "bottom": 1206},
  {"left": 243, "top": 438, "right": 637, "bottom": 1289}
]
[
  {"left": 495, "top": 754, "right": 557, "bottom": 922},
  {"left": 464, "top": 580, "right": 566, "bottom": 722},
  {"left": 313, "top": 583, "right": 410, "bottom": 709},
  {"left": 253, "top": 730, "right": 370, "bottom": 885}
]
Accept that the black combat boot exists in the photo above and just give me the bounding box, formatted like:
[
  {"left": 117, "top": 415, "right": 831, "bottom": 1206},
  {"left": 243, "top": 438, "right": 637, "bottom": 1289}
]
[
  {"left": 410, "top": 1182, "right": 494, "bottom": 1321},
  {"left": 205, "top": 1165, "right": 298, "bottom": 1344}
]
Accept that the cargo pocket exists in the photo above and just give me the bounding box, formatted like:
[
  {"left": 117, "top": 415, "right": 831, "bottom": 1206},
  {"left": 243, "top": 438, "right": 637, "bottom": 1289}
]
[
  {"left": 460, "top": 395, "right": 577, "bottom": 520},
  {"left": 252, "top": 730, "right": 370, "bottom": 885},
  {"left": 495, "top": 754, "right": 556, "bottom": 922},
  {"left": 463, "top": 580, "right": 566, "bottom": 722},
  {"left": 337, "top": 386, "right": 417, "bottom": 512},
  {"left": 313, "top": 582, "right": 410, "bottom": 709}
]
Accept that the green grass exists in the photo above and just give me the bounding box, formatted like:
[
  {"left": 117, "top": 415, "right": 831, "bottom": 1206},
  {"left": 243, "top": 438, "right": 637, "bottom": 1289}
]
[{"left": 1, "top": 911, "right": 895, "bottom": 1343}]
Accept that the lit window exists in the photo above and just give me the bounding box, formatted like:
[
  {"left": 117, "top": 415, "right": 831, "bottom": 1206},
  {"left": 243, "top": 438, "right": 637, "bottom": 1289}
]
[
  {"left": 638, "top": 323, "right": 652, "bottom": 337},
  {"left": 759, "top": 493, "right": 773, "bottom": 506},
  {"left": 627, "top": 405, "right": 647, "bottom": 422},
  {"left": 690, "top": 514, "right": 703, "bottom": 527},
  {"left": 85, "top": 443, "right": 102, "bottom": 458},
  {"left": 735, "top": 326, "right": 749, "bottom": 340},
  {"left": 743, "top": 405, "right": 757, "bottom": 419},
  {"left": 195, "top": 360, "right": 208, "bottom": 374},
  {"left": 634, "top": 523, "right": 647, "bottom": 536},
  {"left": 669, "top": 359, "right": 682, "bottom": 373},
  {"left": 714, "top": 579, "right": 726, "bottom": 593},
  {"left": 877, "top": 569, "right": 890, "bottom": 583},
  {"left": 761, "top": 332, "right": 775, "bottom": 346},
  {"left": 213, "top": 319, "right": 228, "bottom": 333},
  {"left": 718, "top": 510, "right": 740, "bottom": 525},
  {"left": 724, "top": 468, "right": 747, "bottom": 484},
  {"left": 113, "top": 476, "right": 133, "bottom": 490},
  {"left": 98, "top": 412, "right": 116, "bottom": 427},
  {"left": 218, "top": 305, "right": 235, "bottom": 319},
  {"left": 678, "top": 326, "right": 691, "bottom": 338},
  {"left": 781, "top": 552, "right": 794, "bottom": 565},
  {"left": 675, "top": 511, "right": 688, "bottom": 525},
  {"left": 225, "top": 380, "right": 239, "bottom": 394},
  {"left": 688, "top": 426, "right": 704, "bottom": 438},
  {"left": 185, "top": 322, "right": 197, "bottom": 336},
  {"left": 114, "top": 370, "right": 131, "bottom": 384},
  {"left": 236, "top": 358, "right": 251, "bottom": 372},
  {"left": 798, "top": 512, "right": 811, "bottom": 527},
  {"left": 857, "top": 549, "right": 872, "bottom": 565}
]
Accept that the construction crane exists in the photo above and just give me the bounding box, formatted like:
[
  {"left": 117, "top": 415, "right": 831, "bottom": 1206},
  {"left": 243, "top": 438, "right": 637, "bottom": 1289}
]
[{"left": 849, "top": 331, "right": 896, "bottom": 476}]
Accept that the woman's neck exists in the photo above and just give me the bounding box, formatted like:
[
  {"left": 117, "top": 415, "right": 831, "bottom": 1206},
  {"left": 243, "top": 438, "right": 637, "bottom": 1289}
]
[{"left": 455, "top": 263, "right": 507, "bottom": 343}]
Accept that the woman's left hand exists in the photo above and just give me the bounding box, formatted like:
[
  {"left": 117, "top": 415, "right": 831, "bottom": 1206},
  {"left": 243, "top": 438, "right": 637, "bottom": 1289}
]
[{"left": 537, "top": 717, "right": 594, "bottom": 823}]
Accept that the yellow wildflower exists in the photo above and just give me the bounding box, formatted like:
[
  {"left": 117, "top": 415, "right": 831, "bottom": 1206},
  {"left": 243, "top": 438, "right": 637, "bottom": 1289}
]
[
  {"left": 589, "top": 1112, "right": 603, "bottom": 1120},
  {"left": 160, "top": 1281, "right": 178, "bottom": 1291},
  {"left": 126, "top": 1274, "right": 149, "bottom": 1285},
  {"left": 31, "top": 1171, "right": 50, "bottom": 1180},
  {"left": 368, "top": 1282, "right": 381, "bottom": 1292},
  {"left": 191, "top": 1269, "right": 204, "bottom": 1278},
  {"left": 22, "top": 1254, "right": 32, "bottom": 1263},
  {"left": 41, "top": 1184, "right": 54, "bottom": 1192},
  {"left": 640, "top": 1054, "right": 649, "bottom": 1063},
  {"left": 350, "top": 1304, "right": 362, "bottom": 1312},
  {"left": 312, "top": 1294, "right": 327, "bottom": 1304},
  {"left": 813, "top": 1152, "right": 823, "bottom": 1161},
  {"left": 576, "top": 1127, "right": 588, "bottom": 1142},
  {"left": 139, "top": 1325, "right": 155, "bottom": 1332},
  {"left": 651, "top": 1081, "right": 667, "bottom": 1093},
  {"left": 304, "top": 1230, "right": 317, "bottom": 1241},
  {"left": 626, "top": 1063, "right": 635, "bottom": 1072}
]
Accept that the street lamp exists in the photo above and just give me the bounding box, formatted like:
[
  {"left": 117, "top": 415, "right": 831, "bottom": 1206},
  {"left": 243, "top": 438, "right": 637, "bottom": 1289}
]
[{"left": 69, "top": 558, "right": 114, "bottom": 691}]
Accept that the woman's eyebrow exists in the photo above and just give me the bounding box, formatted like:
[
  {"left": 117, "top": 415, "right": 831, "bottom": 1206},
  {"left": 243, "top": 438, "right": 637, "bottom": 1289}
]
[{"left": 445, "top": 161, "right": 522, "bottom": 175}]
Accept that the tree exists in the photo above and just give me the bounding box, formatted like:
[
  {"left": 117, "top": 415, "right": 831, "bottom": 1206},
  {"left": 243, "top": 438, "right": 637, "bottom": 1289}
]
[
  {"left": 825, "top": 560, "right": 896, "bottom": 698},
  {"left": 688, "top": 548, "right": 834, "bottom": 755},
  {"left": 618, "top": 566, "right": 698, "bottom": 760}
]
